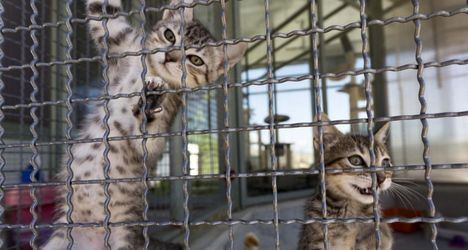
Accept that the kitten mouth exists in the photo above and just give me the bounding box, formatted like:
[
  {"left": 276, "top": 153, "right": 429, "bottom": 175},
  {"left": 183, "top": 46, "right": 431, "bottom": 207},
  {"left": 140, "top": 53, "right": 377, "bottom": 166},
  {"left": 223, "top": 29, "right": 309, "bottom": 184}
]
[{"left": 352, "top": 185, "right": 374, "bottom": 196}]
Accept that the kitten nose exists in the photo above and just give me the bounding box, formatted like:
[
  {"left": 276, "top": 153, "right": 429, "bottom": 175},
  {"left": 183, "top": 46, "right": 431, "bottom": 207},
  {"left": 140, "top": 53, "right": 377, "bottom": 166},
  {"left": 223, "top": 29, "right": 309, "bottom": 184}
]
[
  {"left": 164, "top": 52, "right": 177, "bottom": 63},
  {"left": 377, "top": 173, "right": 386, "bottom": 185}
]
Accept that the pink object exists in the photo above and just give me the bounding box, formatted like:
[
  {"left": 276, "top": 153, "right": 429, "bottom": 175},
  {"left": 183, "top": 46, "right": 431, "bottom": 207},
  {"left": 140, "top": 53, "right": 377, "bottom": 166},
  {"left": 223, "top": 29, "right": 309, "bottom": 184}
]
[{"left": 4, "top": 186, "right": 57, "bottom": 249}]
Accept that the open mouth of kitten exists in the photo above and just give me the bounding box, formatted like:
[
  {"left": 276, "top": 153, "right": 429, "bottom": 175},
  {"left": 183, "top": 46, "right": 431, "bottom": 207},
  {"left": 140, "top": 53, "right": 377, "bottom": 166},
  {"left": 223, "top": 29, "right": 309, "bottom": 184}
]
[{"left": 352, "top": 185, "right": 376, "bottom": 196}]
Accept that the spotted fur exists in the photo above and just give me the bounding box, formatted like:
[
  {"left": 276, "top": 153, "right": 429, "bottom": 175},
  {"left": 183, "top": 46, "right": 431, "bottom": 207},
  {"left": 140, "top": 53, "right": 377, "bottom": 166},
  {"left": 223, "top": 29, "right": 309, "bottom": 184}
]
[
  {"left": 42, "top": 0, "right": 247, "bottom": 249},
  {"left": 298, "top": 114, "right": 393, "bottom": 250}
]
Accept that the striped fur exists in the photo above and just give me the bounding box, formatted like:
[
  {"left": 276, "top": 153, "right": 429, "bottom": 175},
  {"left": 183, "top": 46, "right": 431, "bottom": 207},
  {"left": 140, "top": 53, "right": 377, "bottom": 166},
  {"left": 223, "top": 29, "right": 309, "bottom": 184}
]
[{"left": 298, "top": 114, "right": 393, "bottom": 250}]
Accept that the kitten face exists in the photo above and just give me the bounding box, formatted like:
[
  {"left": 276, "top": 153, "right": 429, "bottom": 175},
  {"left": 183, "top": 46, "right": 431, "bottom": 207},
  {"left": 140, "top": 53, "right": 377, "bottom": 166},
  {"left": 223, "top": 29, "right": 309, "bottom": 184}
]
[
  {"left": 146, "top": 5, "right": 247, "bottom": 88},
  {"left": 325, "top": 139, "right": 392, "bottom": 205},
  {"left": 313, "top": 115, "right": 392, "bottom": 205}
]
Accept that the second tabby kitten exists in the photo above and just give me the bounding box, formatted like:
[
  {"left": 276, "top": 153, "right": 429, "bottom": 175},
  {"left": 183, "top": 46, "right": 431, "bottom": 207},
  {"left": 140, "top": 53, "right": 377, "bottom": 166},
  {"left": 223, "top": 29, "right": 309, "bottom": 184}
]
[{"left": 298, "top": 114, "right": 393, "bottom": 250}]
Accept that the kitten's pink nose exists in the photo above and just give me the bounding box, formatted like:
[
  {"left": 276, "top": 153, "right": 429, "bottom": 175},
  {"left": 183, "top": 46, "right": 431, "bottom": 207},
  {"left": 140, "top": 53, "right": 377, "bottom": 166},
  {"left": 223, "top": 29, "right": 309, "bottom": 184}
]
[
  {"left": 377, "top": 173, "right": 386, "bottom": 185},
  {"left": 164, "top": 52, "right": 177, "bottom": 63}
]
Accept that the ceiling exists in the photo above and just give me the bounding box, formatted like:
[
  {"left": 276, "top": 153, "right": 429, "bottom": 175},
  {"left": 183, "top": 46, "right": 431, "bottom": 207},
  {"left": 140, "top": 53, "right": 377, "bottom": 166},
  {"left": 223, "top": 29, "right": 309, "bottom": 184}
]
[{"left": 236, "top": 0, "right": 467, "bottom": 69}]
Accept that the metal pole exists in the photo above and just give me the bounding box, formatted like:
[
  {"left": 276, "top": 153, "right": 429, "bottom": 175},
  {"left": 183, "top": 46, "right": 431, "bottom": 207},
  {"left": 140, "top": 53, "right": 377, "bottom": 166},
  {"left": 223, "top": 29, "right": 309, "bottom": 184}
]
[
  {"left": 317, "top": 0, "right": 327, "bottom": 114},
  {"left": 368, "top": 0, "right": 389, "bottom": 124}
]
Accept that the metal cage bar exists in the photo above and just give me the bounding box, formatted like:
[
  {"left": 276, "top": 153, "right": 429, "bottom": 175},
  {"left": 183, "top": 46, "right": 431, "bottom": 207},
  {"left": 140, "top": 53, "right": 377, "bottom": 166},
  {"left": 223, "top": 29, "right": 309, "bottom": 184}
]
[
  {"left": 309, "top": 0, "right": 329, "bottom": 249},
  {"left": 218, "top": 0, "right": 235, "bottom": 249},
  {"left": 262, "top": 0, "right": 280, "bottom": 248},
  {"left": 64, "top": 0, "right": 76, "bottom": 249},
  {"left": 0, "top": 2, "right": 5, "bottom": 249},
  {"left": 358, "top": 0, "right": 381, "bottom": 248},
  {"left": 100, "top": 1, "right": 113, "bottom": 248},
  {"left": 136, "top": 1, "right": 151, "bottom": 249},
  {"left": 411, "top": 0, "right": 438, "bottom": 249},
  {"left": 27, "top": 0, "right": 40, "bottom": 248},
  {"left": 178, "top": 2, "right": 191, "bottom": 249}
]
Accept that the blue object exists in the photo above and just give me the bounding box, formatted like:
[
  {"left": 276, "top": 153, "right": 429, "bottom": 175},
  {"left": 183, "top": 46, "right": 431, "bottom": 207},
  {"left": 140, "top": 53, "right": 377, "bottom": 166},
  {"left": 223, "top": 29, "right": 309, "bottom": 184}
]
[
  {"left": 20, "top": 164, "right": 41, "bottom": 183},
  {"left": 449, "top": 235, "right": 467, "bottom": 248}
]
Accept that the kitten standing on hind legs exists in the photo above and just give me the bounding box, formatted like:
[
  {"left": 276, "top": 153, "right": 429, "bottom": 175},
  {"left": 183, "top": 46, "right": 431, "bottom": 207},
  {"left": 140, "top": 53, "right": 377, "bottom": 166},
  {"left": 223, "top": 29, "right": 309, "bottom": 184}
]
[
  {"left": 42, "top": 0, "right": 247, "bottom": 249},
  {"left": 298, "top": 114, "right": 393, "bottom": 250}
]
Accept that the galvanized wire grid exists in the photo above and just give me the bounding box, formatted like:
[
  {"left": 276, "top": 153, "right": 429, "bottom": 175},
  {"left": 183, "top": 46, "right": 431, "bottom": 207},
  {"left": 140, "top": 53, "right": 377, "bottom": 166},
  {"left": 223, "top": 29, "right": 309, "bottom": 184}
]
[{"left": 0, "top": 0, "right": 466, "bottom": 250}]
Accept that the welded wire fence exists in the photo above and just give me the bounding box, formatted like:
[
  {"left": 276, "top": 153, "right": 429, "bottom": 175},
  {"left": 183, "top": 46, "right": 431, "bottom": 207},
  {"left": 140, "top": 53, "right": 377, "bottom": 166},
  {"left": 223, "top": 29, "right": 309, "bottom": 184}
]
[{"left": 0, "top": 0, "right": 467, "bottom": 249}]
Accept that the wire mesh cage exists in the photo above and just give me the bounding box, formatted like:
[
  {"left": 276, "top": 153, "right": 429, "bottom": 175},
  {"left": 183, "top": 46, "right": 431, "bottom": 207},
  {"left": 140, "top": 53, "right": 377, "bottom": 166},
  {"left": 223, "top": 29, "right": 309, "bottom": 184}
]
[{"left": 0, "top": 0, "right": 467, "bottom": 249}]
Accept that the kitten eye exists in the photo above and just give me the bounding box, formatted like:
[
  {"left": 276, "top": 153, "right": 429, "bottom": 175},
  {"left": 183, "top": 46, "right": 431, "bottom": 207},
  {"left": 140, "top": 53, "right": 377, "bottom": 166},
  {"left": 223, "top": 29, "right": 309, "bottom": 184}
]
[
  {"left": 348, "top": 155, "right": 364, "bottom": 166},
  {"left": 382, "top": 158, "right": 391, "bottom": 167},
  {"left": 164, "top": 29, "right": 176, "bottom": 44},
  {"left": 188, "top": 55, "right": 204, "bottom": 66}
]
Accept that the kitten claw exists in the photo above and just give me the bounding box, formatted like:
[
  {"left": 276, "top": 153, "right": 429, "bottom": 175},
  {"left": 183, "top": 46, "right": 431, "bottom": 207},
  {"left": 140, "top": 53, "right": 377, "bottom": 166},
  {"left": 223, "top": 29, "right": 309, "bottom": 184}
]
[
  {"left": 145, "top": 76, "right": 164, "bottom": 87},
  {"left": 148, "top": 107, "right": 163, "bottom": 114},
  {"left": 133, "top": 76, "right": 168, "bottom": 121}
]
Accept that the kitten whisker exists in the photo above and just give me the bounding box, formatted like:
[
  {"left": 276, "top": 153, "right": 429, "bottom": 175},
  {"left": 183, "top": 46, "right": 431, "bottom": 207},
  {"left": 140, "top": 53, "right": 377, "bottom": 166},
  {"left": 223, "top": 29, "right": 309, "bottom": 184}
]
[
  {"left": 392, "top": 183, "right": 425, "bottom": 201},
  {"left": 393, "top": 179, "right": 422, "bottom": 186},
  {"left": 388, "top": 186, "right": 416, "bottom": 211}
]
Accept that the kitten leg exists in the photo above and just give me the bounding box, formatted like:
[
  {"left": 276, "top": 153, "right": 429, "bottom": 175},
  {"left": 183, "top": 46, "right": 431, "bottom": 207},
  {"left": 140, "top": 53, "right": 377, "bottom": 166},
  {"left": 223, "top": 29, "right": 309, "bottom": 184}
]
[
  {"left": 86, "top": 0, "right": 137, "bottom": 49},
  {"left": 356, "top": 224, "right": 393, "bottom": 250},
  {"left": 132, "top": 76, "right": 167, "bottom": 122},
  {"left": 299, "top": 223, "right": 357, "bottom": 250},
  {"left": 41, "top": 228, "right": 69, "bottom": 250},
  {"left": 109, "top": 226, "right": 143, "bottom": 250}
]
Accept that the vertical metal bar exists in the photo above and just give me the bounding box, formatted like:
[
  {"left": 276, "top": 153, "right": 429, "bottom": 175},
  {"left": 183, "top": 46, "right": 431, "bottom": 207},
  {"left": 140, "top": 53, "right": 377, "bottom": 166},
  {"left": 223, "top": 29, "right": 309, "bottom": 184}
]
[
  {"left": 64, "top": 0, "right": 75, "bottom": 249},
  {"left": 317, "top": 0, "right": 327, "bottom": 115},
  {"left": 411, "top": 0, "right": 438, "bottom": 249},
  {"left": 179, "top": 2, "right": 191, "bottom": 249},
  {"left": 170, "top": 114, "right": 184, "bottom": 222},
  {"left": 28, "top": 0, "right": 40, "bottom": 248},
  {"left": 208, "top": 88, "right": 213, "bottom": 175},
  {"left": 262, "top": 0, "right": 279, "bottom": 248},
  {"left": 428, "top": 1, "right": 442, "bottom": 88},
  {"left": 358, "top": 0, "right": 381, "bottom": 249},
  {"left": 50, "top": 0, "right": 60, "bottom": 178},
  {"left": 19, "top": 0, "right": 26, "bottom": 175},
  {"left": 219, "top": 0, "right": 234, "bottom": 248},
  {"left": 368, "top": 0, "right": 388, "bottom": 123},
  {"left": 239, "top": 52, "right": 250, "bottom": 209},
  {"left": 309, "top": 0, "right": 328, "bottom": 249},
  {"left": 18, "top": 1, "right": 28, "bottom": 246},
  {"left": 308, "top": 0, "right": 327, "bottom": 159},
  {"left": 38, "top": 0, "right": 45, "bottom": 169},
  {"left": 72, "top": 0, "right": 78, "bottom": 99},
  {"left": 85, "top": 2, "right": 91, "bottom": 93},
  {"left": 225, "top": 0, "right": 244, "bottom": 209},
  {"left": 100, "top": 1, "right": 112, "bottom": 249},
  {"left": 137, "top": 0, "right": 150, "bottom": 249},
  {"left": 308, "top": 0, "right": 316, "bottom": 124},
  {"left": 271, "top": 39, "right": 279, "bottom": 149},
  {"left": 0, "top": 3, "right": 5, "bottom": 249}
]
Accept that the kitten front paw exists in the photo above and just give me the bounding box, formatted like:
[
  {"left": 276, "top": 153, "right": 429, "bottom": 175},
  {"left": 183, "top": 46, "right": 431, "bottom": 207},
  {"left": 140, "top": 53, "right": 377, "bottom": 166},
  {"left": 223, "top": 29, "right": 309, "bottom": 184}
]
[{"left": 132, "top": 76, "right": 168, "bottom": 122}]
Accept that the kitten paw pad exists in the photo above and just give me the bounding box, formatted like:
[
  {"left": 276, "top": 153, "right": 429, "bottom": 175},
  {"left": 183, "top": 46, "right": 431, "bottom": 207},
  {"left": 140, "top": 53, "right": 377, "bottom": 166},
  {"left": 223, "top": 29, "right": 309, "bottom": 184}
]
[
  {"left": 132, "top": 76, "right": 168, "bottom": 120},
  {"left": 144, "top": 76, "right": 167, "bottom": 115}
]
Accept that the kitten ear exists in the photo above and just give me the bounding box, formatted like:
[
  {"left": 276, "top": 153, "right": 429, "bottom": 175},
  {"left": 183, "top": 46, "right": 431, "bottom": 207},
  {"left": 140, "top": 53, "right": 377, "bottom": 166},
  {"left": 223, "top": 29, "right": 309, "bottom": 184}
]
[
  {"left": 374, "top": 122, "right": 390, "bottom": 143},
  {"left": 163, "top": 0, "right": 194, "bottom": 21},
  {"left": 218, "top": 42, "right": 248, "bottom": 72},
  {"left": 313, "top": 113, "right": 343, "bottom": 150}
]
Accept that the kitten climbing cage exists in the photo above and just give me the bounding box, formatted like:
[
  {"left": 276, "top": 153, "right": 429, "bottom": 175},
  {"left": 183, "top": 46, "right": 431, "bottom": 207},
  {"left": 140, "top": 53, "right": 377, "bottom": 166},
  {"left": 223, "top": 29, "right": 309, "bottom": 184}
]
[{"left": 0, "top": 0, "right": 467, "bottom": 249}]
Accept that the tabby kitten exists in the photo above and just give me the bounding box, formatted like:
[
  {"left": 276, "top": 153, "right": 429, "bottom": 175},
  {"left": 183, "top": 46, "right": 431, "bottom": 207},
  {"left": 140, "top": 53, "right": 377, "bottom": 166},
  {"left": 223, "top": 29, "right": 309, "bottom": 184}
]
[
  {"left": 42, "top": 0, "right": 246, "bottom": 249},
  {"left": 298, "top": 114, "right": 393, "bottom": 250}
]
